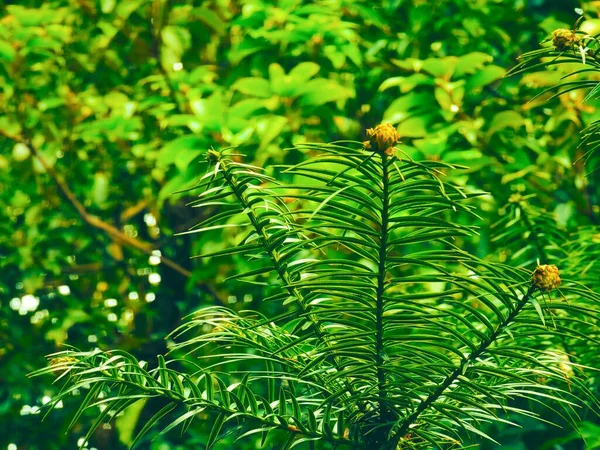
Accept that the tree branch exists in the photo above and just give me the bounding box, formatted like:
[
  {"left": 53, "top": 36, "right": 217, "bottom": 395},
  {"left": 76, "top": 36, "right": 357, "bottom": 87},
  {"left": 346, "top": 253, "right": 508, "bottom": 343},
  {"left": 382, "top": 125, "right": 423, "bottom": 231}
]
[
  {"left": 390, "top": 284, "right": 537, "bottom": 445},
  {"left": 17, "top": 137, "right": 223, "bottom": 304}
]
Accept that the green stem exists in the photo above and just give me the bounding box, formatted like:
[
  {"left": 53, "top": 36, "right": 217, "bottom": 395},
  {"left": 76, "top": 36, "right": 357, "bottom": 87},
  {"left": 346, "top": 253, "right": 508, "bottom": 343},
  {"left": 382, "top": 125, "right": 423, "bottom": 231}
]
[
  {"left": 219, "top": 159, "right": 319, "bottom": 333},
  {"left": 78, "top": 363, "right": 359, "bottom": 448},
  {"left": 375, "top": 153, "right": 391, "bottom": 426},
  {"left": 391, "top": 284, "right": 537, "bottom": 445},
  {"left": 218, "top": 157, "right": 366, "bottom": 412}
]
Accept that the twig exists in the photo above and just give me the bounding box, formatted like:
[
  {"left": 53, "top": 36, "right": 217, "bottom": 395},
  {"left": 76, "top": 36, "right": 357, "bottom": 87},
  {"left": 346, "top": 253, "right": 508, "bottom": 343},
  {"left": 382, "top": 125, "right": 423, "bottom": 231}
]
[
  {"left": 390, "top": 285, "right": 537, "bottom": 446},
  {"left": 19, "top": 137, "right": 223, "bottom": 304}
]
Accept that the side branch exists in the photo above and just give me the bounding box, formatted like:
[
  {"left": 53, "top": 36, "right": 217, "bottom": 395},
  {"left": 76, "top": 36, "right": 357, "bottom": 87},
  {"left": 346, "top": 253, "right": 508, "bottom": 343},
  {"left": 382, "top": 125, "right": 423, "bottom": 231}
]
[
  {"left": 216, "top": 156, "right": 367, "bottom": 412},
  {"left": 391, "top": 284, "right": 537, "bottom": 444}
]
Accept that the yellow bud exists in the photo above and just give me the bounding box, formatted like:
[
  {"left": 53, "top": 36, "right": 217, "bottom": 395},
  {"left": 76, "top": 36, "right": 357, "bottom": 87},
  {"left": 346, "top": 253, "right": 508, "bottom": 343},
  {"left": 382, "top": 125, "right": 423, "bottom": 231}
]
[
  {"left": 552, "top": 29, "right": 578, "bottom": 51},
  {"left": 364, "top": 123, "right": 400, "bottom": 156},
  {"left": 532, "top": 264, "right": 561, "bottom": 292}
]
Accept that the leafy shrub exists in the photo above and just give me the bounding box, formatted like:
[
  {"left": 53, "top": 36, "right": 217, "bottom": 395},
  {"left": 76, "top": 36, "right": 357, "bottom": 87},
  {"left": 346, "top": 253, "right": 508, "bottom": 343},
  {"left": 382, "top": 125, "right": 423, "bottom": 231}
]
[{"left": 34, "top": 125, "right": 600, "bottom": 449}]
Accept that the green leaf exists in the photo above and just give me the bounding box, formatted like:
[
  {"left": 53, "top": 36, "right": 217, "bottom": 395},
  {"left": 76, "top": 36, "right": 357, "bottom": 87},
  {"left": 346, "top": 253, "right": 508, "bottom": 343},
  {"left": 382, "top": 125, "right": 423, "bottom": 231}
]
[
  {"left": 397, "top": 115, "right": 434, "bottom": 138},
  {"left": 256, "top": 115, "right": 287, "bottom": 150},
  {"left": 0, "top": 40, "right": 16, "bottom": 63},
  {"left": 466, "top": 65, "right": 506, "bottom": 91},
  {"left": 454, "top": 52, "right": 493, "bottom": 78},
  {"left": 158, "top": 136, "right": 205, "bottom": 169},
  {"left": 130, "top": 402, "right": 177, "bottom": 449},
  {"left": 161, "top": 26, "right": 190, "bottom": 56},
  {"left": 529, "top": 297, "right": 546, "bottom": 327},
  {"left": 100, "top": 0, "right": 116, "bottom": 14},
  {"left": 191, "top": 7, "right": 226, "bottom": 35},
  {"left": 383, "top": 92, "right": 434, "bottom": 124},
  {"left": 190, "top": 90, "right": 224, "bottom": 130},
  {"left": 486, "top": 110, "right": 524, "bottom": 138},
  {"left": 232, "top": 77, "right": 272, "bottom": 98},
  {"left": 206, "top": 413, "right": 226, "bottom": 449},
  {"left": 279, "top": 387, "right": 288, "bottom": 417},
  {"left": 299, "top": 79, "right": 352, "bottom": 106},
  {"left": 288, "top": 62, "right": 320, "bottom": 83}
]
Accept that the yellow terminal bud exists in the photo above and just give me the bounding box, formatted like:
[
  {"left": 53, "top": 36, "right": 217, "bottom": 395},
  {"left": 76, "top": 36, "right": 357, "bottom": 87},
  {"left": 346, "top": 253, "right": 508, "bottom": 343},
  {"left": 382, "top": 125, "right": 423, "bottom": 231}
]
[
  {"left": 363, "top": 123, "right": 400, "bottom": 156},
  {"left": 552, "top": 29, "right": 578, "bottom": 51},
  {"left": 532, "top": 264, "right": 561, "bottom": 292}
]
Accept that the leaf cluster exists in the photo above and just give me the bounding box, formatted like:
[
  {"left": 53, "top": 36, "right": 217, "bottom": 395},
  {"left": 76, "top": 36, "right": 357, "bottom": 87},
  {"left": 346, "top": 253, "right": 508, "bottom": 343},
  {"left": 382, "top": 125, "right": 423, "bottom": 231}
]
[{"left": 34, "top": 143, "right": 600, "bottom": 449}]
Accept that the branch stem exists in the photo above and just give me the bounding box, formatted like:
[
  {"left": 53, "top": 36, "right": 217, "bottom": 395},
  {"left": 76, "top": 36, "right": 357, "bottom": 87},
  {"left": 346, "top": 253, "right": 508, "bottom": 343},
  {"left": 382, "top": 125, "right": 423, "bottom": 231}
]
[
  {"left": 375, "top": 152, "right": 391, "bottom": 427},
  {"left": 391, "top": 284, "right": 536, "bottom": 444},
  {"left": 218, "top": 157, "right": 367, "bottom": 412}
]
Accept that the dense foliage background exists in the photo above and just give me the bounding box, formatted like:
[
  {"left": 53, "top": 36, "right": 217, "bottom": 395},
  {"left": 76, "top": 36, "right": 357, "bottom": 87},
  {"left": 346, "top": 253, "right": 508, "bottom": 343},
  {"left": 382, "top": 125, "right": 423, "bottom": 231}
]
[{"left": 1, "top": 0, "right": 599, "bottom": 449}]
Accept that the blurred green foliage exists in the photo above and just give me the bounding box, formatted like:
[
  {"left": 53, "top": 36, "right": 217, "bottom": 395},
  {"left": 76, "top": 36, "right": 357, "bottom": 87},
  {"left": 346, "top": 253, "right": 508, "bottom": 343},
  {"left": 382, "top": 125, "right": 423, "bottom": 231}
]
[{"left": 0, "top": 0, "right": 599, "bottom": 449}]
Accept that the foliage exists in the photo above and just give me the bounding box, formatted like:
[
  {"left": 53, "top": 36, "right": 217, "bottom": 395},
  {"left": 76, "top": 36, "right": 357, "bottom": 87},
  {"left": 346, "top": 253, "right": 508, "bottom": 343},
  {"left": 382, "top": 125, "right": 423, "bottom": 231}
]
[
  {"left": 508, "top": 15, "right": 600, "bottom": 172},
  {"left": 32, "top": 139, "right": 600, "bottom": 449},
  {"left": 1, "top": 0, "right": 600, "bottom": 449}
]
